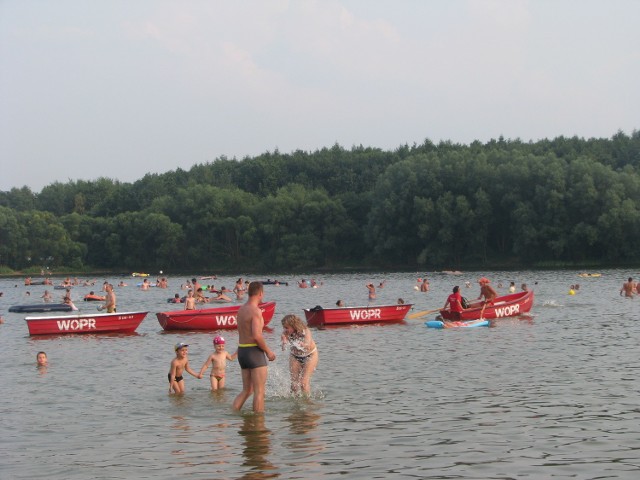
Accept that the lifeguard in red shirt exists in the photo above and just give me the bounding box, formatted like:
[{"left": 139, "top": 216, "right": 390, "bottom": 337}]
[{"left": 443, "top": 285, "right": 465, "bottom": 320}]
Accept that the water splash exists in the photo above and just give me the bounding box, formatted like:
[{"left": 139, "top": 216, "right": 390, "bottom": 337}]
[{"left": 266, "top": 362, "right": 324, "bottom": 400}]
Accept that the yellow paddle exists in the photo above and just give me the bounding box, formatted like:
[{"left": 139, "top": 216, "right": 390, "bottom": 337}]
[{"left": 407, "top": 308, "right": 441, "bottom": 319}]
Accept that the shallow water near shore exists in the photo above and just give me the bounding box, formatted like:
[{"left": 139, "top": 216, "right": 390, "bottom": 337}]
[{"left": 1, "top": 269, "right": 640, "bottom": 479}]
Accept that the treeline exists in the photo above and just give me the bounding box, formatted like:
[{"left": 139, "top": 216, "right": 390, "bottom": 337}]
[{"left": 1, "top": 131, "right": 640, "bottom": 272}]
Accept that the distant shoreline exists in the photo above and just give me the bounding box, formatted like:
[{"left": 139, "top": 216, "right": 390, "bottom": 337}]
[{"left": 0, "top": 263, "right": 631, "bottom": 280}]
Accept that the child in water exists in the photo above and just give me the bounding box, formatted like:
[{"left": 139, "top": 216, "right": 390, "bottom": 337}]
[
  {"left": 168, "top": 343, "right": 201, "bottom": 394},
  {"left": 36, "top": 351, "right": 48, "bottom": 367},
  {"left": 184, "top": 290, "right": 196, "bottom": 310},
  {"left": 198, "top": 336, "right": 237, "bottom": 390},
  {"left": 281, "top": 314, "right": 318, "bottom": 395},
  {"left": 63, "top": 294, "right": 78, "bottom": 311}
]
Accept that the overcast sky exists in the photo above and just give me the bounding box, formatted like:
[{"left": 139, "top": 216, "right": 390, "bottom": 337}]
[{"left": 1, "top": 0, "right": 638, "bottom": 192}]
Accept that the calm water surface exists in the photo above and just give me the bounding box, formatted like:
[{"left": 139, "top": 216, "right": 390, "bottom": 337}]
[{"left": 1, "top": 269, "right": 640, "bottom": 479}]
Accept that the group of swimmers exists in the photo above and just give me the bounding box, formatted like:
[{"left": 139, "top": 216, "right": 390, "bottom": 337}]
[
  {"left": 25, "top": 276, "right": 98, "bottom": 287},
  {"left": 26, "top": 273, "right": 640, "bottom": 416},
  {"left": 298, "top": 279, "right": 321, "bottom": 288},
  {"left": 168, "top": 281, "right": 319, "bottom": 413},
  {"left": 138, "top": 277, "right": 169, "bottom": 290},
  {"left": 179, "top": 287, "right": 234, "bottom": 307},
  {"left": 32, "top": 282, "right": 318, "bottom": 414}
]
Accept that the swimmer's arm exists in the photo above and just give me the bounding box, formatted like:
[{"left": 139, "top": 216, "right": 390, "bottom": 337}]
[
  {"left": 252, "top": 314, "right": 275, "bottom": 361},
  {"left": 184, "top": 361, "right": 200, "bottom": 379},
  {"left": 198, "top": 355, "right": 213, "bottom": 376}
]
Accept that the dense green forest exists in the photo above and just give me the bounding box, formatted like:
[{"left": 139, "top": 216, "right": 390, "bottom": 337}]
[{"left": 1, "top": 131, "right": 640, "bottom": 273}]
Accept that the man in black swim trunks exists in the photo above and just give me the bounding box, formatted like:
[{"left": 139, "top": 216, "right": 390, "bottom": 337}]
[{"left": 232, "top": 281, "right": 276, "bottom": 413}]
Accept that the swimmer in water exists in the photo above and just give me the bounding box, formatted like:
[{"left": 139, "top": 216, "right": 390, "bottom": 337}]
[
  {"left": 281, "top": 314, "right": 318, "bottom": 395},
  {"left": 168, "top": 343, "right": 201, "bottom": 394},
  {"left": 37, "top": 351, "right": 48, "bottom": 367},
  {"left": 366, "top": 283, "right": 376, "bottom": 301},
  {"left": 198, "top": 336, "right": 237, "bottom": 390}
]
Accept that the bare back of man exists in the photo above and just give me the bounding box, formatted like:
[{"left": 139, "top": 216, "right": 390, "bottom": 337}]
[
  {"left": 232, "top": 282, "right": 276, "bottom": 413},
  {"left": 621, "top": 278, "right": 636, "bottom": 297}
]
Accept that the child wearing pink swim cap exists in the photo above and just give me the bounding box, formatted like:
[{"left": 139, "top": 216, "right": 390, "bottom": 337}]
[{"left": 198, "top": 336, "right": 238, "bottom": 390}]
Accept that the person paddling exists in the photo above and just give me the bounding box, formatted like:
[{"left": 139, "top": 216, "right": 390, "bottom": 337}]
[{"left": 443, "top": 286, "right": 466, "bottom": 321}]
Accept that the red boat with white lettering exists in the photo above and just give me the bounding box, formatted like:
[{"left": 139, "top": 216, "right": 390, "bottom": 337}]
[
  {"left": 24, "top": 311, "right": 149, "bottom": 336},
  {"left": 439, "top": 290, "right": 534, "bottom": 321},
  {"left": 156, "top": 301, "right": 276, "bottom": 331},
  {"left": 303, "top": 303, "right": 413, "bottom": 327}
]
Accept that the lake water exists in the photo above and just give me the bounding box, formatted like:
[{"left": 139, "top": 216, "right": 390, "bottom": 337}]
[{"left": 1, "top": 269, "right": 640, "bottom": 479}]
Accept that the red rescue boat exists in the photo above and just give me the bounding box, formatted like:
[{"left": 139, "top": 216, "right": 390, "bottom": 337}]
[
  {"left": 156, "top": 301, "right": 276, "bottom": 331},
  {"left": 439, "top": 290, "right": 534, "bottom": 321},
  {"left": 25, "top": 311, "right": 148, "bottom": 336},
  {"left": 303, "top": 303, "right": 413, "bottom": 327}
]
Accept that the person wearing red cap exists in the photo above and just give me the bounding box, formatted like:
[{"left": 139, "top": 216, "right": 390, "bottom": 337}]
[
  {"left": 476, "top": 277, "right": 498, "bottom": 306},
  {"left": 198, "top": 336, "right": 238, "bottom": 390}
]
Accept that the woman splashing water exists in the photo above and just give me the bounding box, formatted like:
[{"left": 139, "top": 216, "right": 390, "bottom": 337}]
[{"left": 280, "top": 314, "right": 319, "bottom": 395}]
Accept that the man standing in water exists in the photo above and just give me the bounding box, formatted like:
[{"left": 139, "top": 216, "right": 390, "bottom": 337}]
[
  {"left": 232, "top": 281, "right": 276, "bottom": 413},
  {"left": 103, "top": 283, "right": 116, "bottom": 313},
  {"left": 620, "top": 277, "right": 636, "bottom": 297}
]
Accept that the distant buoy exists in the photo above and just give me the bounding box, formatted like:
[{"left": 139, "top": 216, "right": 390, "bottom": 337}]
[
  {"left": 569, "top": 289, "right": 575, "bottom": 295},
  {"left": 160, "top": 270, "right": 163, "bottom": 274}
]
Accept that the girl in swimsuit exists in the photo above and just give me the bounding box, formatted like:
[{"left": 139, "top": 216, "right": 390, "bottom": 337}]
[
  {"left": 233, "top": 278, "right": 246, "bottom": 300},
  {"left": 198, "top": 336, "right": 238, "bottom": 390},
  {"left": 281, "top": 314, "right": 319, "bottom": 395}
]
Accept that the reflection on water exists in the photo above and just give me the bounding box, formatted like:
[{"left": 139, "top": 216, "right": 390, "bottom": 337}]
[
  {"left": 287, "top": 407, "right": 320, "bottom": 436},
  {"left": 169, "top": 414, "right": 193, "bottom": 468},
  {"left": 170, "top": 414, "right": 191, "bottom": 433},
  {"left": 284, "top": 404, "right": 325, "bottom": 462},
  {"left": 238, "top": 414, "right": 279, "bottom": 479}
]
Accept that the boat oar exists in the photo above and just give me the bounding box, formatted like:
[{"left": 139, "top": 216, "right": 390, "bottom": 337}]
[{"left": 407, "top": 308, "right": 441, "bottom": 319}]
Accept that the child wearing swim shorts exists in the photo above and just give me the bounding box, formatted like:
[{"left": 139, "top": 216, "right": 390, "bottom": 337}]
[
  {"left": 168, "top": 343, "right": 201, "bottom": 394},
  {"left": 198, "top": 336, "right": 238, "bottom": 390}
]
